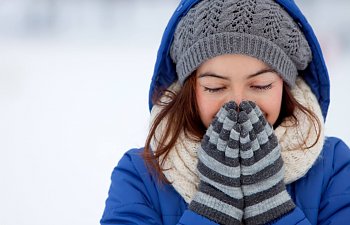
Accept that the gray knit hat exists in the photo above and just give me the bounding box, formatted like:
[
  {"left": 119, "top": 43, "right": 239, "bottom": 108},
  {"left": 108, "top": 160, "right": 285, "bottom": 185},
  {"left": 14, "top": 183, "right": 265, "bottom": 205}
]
[{"left": 170, "top": 0, "right": 312, "bottom": 87}]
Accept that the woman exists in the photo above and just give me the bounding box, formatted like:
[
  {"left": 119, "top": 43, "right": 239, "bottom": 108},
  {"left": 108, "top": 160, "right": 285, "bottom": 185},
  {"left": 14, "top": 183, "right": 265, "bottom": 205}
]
[{"left": 101, "top": 0, "right": 350, "bottom": 224}]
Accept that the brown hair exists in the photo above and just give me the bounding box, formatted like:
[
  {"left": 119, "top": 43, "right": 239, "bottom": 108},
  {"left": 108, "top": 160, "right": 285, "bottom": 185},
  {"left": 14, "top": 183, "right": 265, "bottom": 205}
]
[
  {"left": 274, "top": 82, "right": 321, "bottom": 149},
  {"left": 143, "top": 75, "right": 321, "bottom": 183}
]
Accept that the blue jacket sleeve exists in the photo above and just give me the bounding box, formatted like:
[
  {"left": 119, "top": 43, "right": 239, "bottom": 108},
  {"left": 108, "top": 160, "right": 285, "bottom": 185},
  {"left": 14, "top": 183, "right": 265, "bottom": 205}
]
[
  {"left": 270, "top": 207, "right": 311, "bottom": 225},
  {"left": 317, "top": 138, "right": 350, "bottom": 224},
  {"left": 271, "top": 138, "right": 350, "bottom": 225},
  {"left": 100, "top": 150, "right": 163, "bottom": 225},
  {"left": 179, "top": 210, "right": 219, "bottom": 225},
  {"left": 100, "top": 149, "right": 219, "bottom": 225}
]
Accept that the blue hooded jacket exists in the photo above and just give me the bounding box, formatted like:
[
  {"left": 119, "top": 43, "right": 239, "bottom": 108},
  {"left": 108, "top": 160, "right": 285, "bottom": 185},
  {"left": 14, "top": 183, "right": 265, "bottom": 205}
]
[{"left": 101, "top": 0, "right": 350, "bottom": 224}]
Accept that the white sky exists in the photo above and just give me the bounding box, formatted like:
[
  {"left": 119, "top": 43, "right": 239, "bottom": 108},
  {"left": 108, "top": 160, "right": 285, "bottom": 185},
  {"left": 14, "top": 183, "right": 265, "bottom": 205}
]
[{"left": 0, "top": 1, "right": 349, "bottom": 225}]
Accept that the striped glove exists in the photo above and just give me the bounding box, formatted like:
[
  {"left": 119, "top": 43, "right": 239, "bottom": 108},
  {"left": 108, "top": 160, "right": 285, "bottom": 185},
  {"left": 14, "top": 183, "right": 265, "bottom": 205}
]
[
  {"left": 238, "top": 101, "right": 295, "bottom": 225},
  {"left": 189, "top": 101, "right": 243, "bottom": 225}
]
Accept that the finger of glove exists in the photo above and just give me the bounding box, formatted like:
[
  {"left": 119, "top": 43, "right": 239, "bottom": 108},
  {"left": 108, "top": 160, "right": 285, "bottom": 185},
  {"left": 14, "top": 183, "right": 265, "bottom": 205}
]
[
  {"left": 198, "top": 113, "right": 241, "bottom": 183},
  {"left": 223, "top": 100, "right": 238, "bottom": 111},
  {"left": 217, "top": 108, "right": 238, "bottom": 151},
  {"left": 218, "top": 109, "right": 240, "bottom": 170},
  {"left": 239, "top": 101, "right": 284, "bottom": 184},
  {"left": 248, "top": 101, "right": 274, "bottom": 135},
  {"left": 239, "top": 101, "right": 260, "bottom": 123},
  {"left": 206, "top": 102, "right": 235, "bottom": 146},
  {"left": 201, "top": 110, "right": 238, "bottom": 171},
  {"left": 238, "top": 111, "right": 254, "bottom": 161},
  {"left": 239, "top": 101, "right": 268, "bottom": 136},
  {"left": 239, "top": 101, "right": 269, "bottom": 164},
  {"left": 200, "top": 113, "right": 224, "bottom": 152},
  {"left": 197, "top": 109, "right": 241, "bottom": 189},
  {"left": 201, "top": 101, "right": 237, "bottom": 150},
  {"left": 247, "top": 100, "right": 283, "bottom": 178},
  {"left": 225, "top": 121, "right": 240, "bottom": 162},
  {"left": 240, "top": 101, "right": 279, "bottom": 160}
]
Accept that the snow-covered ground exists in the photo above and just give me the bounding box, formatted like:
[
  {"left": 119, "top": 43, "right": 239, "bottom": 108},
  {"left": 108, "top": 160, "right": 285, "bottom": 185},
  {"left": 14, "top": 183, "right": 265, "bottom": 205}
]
[{"left": 0, "top": 1, "right": 349, "bottom": 225}]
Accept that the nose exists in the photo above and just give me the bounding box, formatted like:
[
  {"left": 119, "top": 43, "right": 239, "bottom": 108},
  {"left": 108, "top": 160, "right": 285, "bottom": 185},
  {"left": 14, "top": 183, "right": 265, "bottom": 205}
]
[{"left": 227, "top": 90, "right": 245, "bottom": 106}]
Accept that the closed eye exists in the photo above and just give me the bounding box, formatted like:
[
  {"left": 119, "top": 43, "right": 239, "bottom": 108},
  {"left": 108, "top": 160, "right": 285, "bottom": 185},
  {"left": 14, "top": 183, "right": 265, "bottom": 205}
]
[
  {"left": 251, "top": 83, "right": 272, "bottom": 91},
  {"left": 203, "top": 86, "right": 226, "bottom": 93}
]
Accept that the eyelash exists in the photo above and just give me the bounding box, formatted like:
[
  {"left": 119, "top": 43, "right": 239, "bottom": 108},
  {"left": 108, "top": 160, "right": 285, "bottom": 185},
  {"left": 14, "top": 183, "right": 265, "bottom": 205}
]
[
  {"left": 203, "top": 83, "right": 272, "bottom": 93},
  {"left": 251, "top": 83, "right": 272, "bottom": 91},
  {"left": 203, "top": 87, "right": 226, "bottom": 93}
]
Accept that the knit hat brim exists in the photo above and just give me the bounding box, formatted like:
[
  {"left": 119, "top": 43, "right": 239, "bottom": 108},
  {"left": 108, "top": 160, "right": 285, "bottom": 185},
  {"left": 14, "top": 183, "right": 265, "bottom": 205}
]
[{"left": 176, "top": 32, "right": 297, "bottom": 87}]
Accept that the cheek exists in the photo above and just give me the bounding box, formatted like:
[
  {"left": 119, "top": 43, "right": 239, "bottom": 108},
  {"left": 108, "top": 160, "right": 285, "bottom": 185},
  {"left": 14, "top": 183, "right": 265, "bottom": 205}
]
[
  {"left": 196, "top": 91, "right": 222, "bottom": 128},
  {"left": 257, "top": 88, "right": 283, "bottom": 125}
]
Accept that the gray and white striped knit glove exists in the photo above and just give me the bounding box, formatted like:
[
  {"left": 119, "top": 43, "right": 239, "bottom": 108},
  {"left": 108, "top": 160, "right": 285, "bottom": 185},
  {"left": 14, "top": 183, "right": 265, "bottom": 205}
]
[
  {"left": 238, "top": 101, "right": 295, "bottom": 225},
  {"left": 189, "top": 101, "right": 243, "bottom": 225}
]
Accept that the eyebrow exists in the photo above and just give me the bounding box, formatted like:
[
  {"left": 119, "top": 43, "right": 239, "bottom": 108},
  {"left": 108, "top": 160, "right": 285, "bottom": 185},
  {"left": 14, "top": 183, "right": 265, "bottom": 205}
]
[
  {"left": 247, "top": 68, "right": 276, "bottom": 79},
  {"left": 198, "top": 68, "right": 276, "bottom": 80}
]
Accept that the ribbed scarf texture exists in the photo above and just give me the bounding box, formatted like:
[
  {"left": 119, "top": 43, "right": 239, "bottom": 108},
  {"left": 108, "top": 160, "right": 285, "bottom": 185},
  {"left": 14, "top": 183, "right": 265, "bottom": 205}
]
[{"left": 150, "top": 78, "right": 325, "bottom": 203}]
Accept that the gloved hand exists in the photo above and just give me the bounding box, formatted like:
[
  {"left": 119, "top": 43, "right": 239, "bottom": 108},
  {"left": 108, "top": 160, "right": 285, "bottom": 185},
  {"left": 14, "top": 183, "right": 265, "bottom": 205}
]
[
  {"left": 189, "top": 101, "right": 243, "bottom": 225},
  {"left": 238, "top": 101, "right": 295, "bottom": 225}
]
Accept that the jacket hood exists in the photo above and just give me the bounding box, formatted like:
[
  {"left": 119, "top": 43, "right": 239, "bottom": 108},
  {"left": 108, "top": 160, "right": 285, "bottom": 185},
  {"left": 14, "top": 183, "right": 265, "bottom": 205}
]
[{"left": 148, "top": 0, "right": 330, "bottom": 121}]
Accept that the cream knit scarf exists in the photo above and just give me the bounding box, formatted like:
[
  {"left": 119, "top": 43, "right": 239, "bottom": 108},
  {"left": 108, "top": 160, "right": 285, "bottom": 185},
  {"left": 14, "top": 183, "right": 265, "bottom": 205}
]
[{"left": 150, "top": 78, "right": 325, "bottom": 203}]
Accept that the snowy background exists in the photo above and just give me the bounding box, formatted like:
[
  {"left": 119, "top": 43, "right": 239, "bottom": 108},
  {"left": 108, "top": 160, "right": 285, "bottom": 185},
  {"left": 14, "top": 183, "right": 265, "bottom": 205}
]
[{"left": 0, "top": 1, "right": 349, "bottom": 225}]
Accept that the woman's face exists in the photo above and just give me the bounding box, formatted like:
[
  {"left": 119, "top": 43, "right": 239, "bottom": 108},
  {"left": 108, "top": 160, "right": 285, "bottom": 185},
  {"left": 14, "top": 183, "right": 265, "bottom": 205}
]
[{"left": 195, "top": 54, "right": 284, "bottom": 128}]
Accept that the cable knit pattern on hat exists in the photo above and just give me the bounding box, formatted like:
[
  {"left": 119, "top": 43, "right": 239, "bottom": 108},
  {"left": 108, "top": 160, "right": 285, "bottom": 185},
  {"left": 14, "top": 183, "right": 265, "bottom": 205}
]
[
  {"left": 149, "top": 78, "right": 324, "bottom": 203},
  {"left": 170, "top": 0, "right": 312, "bottom": 87}
]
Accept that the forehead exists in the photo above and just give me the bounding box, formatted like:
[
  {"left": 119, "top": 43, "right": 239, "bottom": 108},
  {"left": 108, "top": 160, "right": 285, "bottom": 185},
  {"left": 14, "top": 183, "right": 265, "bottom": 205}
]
[
  {"left": 196, "top": 54, "right": 276, "bottom": 80},
  {"left": 197, "top": 54, "right": 269, "bottom": 72}
]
